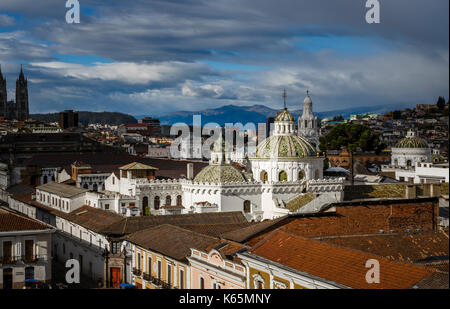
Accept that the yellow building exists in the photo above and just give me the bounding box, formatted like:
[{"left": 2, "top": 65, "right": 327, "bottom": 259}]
[{"left": 126, "top": 224, "right": 218, "bottom": 289}]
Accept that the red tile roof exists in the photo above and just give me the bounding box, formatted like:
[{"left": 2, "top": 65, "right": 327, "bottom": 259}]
[
  {"left": 0, "top": 207, "right": 54, "bottom": 232},
  {"left": 126, "top": 224, "right": 218, "bottom": 262},
  {"left": 249, "top": 230, "right": 436, "bottom": 289}
]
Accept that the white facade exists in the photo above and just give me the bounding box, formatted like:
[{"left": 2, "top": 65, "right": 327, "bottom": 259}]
[
  {"left": 0, "top": 228, "right": 54, "bottom": 288},
  {"left": 391, "top": 147, "right": 431, "bottom": 168},
  {"left": 35, "top": 186, "right": 87, "bottom": 213}
]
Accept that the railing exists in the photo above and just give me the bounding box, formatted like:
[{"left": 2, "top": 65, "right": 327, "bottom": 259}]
[
  {"left": 132, "top": 268, "right": 142, "bottom": 276},
  {"left": 142, "top": 273, "right": 151, "bottom": 281},
  {"left": 149, "top": 277, "right": 172, "bottom": 289},
  {"left": 0, "top": 255, "right": 48, "bottom": 265}
]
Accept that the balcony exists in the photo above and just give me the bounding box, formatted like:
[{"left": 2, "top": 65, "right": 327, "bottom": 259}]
[
  {"left": 132, "top": 268, "right": 142, "bottom": 276},
  {"left": 0, "top": 255, "right": 48, "bottom": 265},
  {"left": 1, "top": 255, "right": 19, "bottom": 265},
  {"left": 150, "top": 277, "right": 171, "bottom": 289},
  {"left": 142, "top": 273, "right": 152, "bottom": 281}
]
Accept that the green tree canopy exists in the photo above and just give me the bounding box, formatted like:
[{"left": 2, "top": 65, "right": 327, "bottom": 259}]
[{"left": 319, "top": 123, "right": 386, "bottom": 154}]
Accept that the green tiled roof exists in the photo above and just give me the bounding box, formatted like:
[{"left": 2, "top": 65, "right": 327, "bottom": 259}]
[
  {"left": 255, "top": 135, "right": 316, "bottom": 158},
  {"left": 193, "top": 165, "right": 247, "bottom": 183}
]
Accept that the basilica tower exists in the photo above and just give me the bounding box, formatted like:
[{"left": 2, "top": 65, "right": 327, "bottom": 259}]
[
  {"left": 297, "top": 90, "right": 319, "bottom": 150},
  {"left": 0, "top": 65, "right": 7, "bottom": 118},
  {"left": 15, "top": 65, "right": 29, "bottom": 121}
]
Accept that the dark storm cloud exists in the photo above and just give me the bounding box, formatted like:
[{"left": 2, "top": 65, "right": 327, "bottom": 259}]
[{"left": 0, "top": 0, "right": 448, "bottom": 114}]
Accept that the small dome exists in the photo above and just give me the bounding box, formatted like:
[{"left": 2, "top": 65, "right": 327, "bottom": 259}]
[
  {"left": 395, "top": 137, "right": 428, "bottom": 149},
  {"left": 275, "top": 108, "right": 295, "bottom": 122},
  {"left": 255, "top": 135, "right": 316, "bottom": 158},
  {"left": 193, "top": 165, "right": 248, "bottom": 183},
  {"left": 303, "top": 92, "right": 312, "bottom": 104}
]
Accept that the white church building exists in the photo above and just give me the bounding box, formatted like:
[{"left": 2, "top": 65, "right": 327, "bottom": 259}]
[{"left": 99, "top": 92, "right": 344, "bottom": 221}]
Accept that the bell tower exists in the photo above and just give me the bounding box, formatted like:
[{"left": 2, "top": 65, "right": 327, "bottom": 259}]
[
  {"left": 16, "top": 65, "right": 29, "bottom": 121},
  {"left": 298, "top": 90, "right": 319, "bottom": 150},
  {"left": 0, "top": 65, "right": 7, "bottom": 118}
]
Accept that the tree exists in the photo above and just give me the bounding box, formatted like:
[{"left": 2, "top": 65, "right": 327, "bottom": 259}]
[
  {"left": 319, "top": 123, "right": 385, "bottom": 154},
  {"left": 319, "top": 123, "right": 386, "bottom": 185}
]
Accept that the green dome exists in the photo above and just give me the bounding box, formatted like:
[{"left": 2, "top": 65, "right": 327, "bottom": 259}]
[
  {"left": 275, "top": 108, "right": 295, "bottom": 122},
  {"left": 255, "top": 135, "right": 316, "bottom": 158},
  {"left": 193, "top": 165, "right": 248, "bottom": 183},
  {"left": 395, "top": 137, "right": 428, "bottom": 149}
]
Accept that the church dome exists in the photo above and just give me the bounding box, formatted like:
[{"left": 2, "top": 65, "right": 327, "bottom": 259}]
[
  {"left": 395, "top": 131, "right": 428, "bottom": 149},
  {"left": 395, "top": 137, "right": 428, "bottom": 149},
  {"left": 255, "top": 134, "right": 316, "bottom": 158},
  {"left": 303, "top": 92, "right": 312, "bottom": 104},
  {"left": 193, "top": 165, "right": 248, "bottom": 183},
  {"left": 275, "top": 108, "right": 295, "bottom": 122}
]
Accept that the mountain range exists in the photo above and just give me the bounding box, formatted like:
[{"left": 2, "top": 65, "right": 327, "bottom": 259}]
[{"left": 137, "top": 102, "right": 413, "bottom": 126}]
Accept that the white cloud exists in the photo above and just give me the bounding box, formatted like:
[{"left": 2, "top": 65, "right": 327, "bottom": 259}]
[{"left": 29, "top": 61, "right": 214, "bottom": 85}]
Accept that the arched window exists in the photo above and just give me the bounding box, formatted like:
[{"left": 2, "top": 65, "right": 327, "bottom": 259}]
[
  {"left": 406, "top": 160, "right": 412, "bottom": 167},
  {"left": 83, "top": 183, "right": 88, "bottom": 189},
  {"left": 176, "top": 195, "right": 182, "bottom": 206},
  {"left": 260, "top": 170, "right": 268, "bottom": 183},
  {"left": 43, "top": 176, "right": 48, "bottom": 184},
  {"left": 165, "top": 196, "right": 172, "bottom": 206},
  {"left": 200, "top": 277, "right": 205, "bottom": 289},
  {"left": 279, "top": 171, "right": 287, "bottom": 182},
  {"left": 243, "top": 200, "right": 251, "bottom": 213},
  {"left": 142, "top": 197, "right": 149, "bottom": 216},
  {"left": 298, "top": 170, "right": 305, "bottom": 180},
  {"left": 93, "top": 183, "right": 98, "bottom": 192},
  {"left": 154, "top": 196, "right": 160, "bottom": 210}
]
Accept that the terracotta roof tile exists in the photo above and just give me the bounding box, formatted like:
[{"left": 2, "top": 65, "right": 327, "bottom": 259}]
[
  {"left": 126, "top": 224, "right": 218, "bottom": 262},
  {"left": 249, "top": 230, "right": 436, "bottom": 289},
  {"left": 0, "top": 207, "right": 54, "bottom": 232}
]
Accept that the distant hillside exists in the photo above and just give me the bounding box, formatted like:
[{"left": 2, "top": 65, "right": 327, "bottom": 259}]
[
  {"left": 31, "top": 111, "right": 137, "bottom": 126},
  {"left": 138, "top": 103, "right": 411, "bottom": 126}
]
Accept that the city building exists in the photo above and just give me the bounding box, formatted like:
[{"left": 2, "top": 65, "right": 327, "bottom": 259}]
[
  {"left": 58, "top": 110, "right": 79, "bottom": 129},
  {"left": 0, "top": 206, "right": 55, "bottom": 289}
]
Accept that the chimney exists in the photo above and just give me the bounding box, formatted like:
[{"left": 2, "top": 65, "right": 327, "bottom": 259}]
[
  {"left": 405, "top": 184, "right": 416, "bottom": 199},
  {"left": 187, "top": 163, "right": 194, "bottom": 180}
]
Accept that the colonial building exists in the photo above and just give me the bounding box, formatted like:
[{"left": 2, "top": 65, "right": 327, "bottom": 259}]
[
  {"left": 188, "top": 240, "right": 247, "bottom": 289},
  {"left": 0, "top": 206, "right": 55, "bottom": 289},
  {"left": 0, "top": 65, "right": 29, "bottom": 121},
  {"left": 127, "top": 224, "right": 218, "bottom": 289},
  {"left": 237, "top": 230, "right": 437, "bottom": 289}
]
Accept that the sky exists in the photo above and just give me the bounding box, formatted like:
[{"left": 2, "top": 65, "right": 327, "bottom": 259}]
[{"left": 0, "top": 0, "right": 448, "bottom": 116}]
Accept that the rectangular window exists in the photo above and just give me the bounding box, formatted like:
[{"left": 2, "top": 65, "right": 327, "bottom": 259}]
[
  {"left": 137, "top": 253, "right": 141, "bottom": 270},
  {"left": 179, "top": 269, "right": 184, "bottom": 289},
  {"left": 148, "top": 256, "right": 152, "bottom": 275},
  {"left": 25, "top": 240, "right": 34, "bottom": 262},
  {"left": 105, "top": 204, "right": 110, "bottom": 210},
  {"left": 157, "top": 260, "right": 162, "bottom": 279},
  {"left": 111, "top": 242, "right": 120, "bottom": 254},
  {"left": 167, "top": 264, "right": 172, "bottom": 286},
  {"left": 2, "top": 241, "right": 12, "bottom": 263}
]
